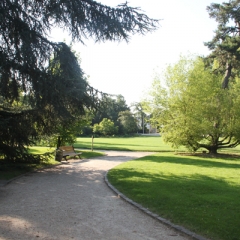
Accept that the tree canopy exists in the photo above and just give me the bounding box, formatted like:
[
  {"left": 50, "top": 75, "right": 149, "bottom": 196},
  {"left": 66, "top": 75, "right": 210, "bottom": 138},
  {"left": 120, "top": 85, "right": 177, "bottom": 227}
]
[
  {"left": 0, "top": 0, "right": 159, "bottom": 161},
  {"left": 131, "top": 102, "right": 148, "bottom": 133},
  {"left": 205, "top": 0, "right": 240, "bottom": 88},
  {"left": 145, "top": 56, "right": 240, "bottom": 154},
  {"left": 93, "top": 118, "right": 118, "bottom": 136},
  {"left": 1, "top": 0, "right": 158, "bottom": 107},
  {"left": 118, "top": 110, "right": 138, "bottom": 135},
  {"left": 92, "top": 94, "right": 129, "bottom": 133}
]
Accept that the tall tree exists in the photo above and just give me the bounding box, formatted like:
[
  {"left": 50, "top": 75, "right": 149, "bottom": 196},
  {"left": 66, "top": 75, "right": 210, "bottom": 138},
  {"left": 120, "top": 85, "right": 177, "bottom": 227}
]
[
  {"left": 118, "top": 110, "right": 138, "bottom": 134},
  {"left": 131, "top": 102, "right": 147, "bottom": 133},
  {"left": 92, "top": 94, "right": 129, "bottom": 128},
  {"left": 0, "top": 0, "right": 159, "bottom": 161},
  {"left": 146, "top": 56, "right": 240, "bottom": 154},
  {"left": 205, "top": 0, "right": 240, "bottom": 88}
]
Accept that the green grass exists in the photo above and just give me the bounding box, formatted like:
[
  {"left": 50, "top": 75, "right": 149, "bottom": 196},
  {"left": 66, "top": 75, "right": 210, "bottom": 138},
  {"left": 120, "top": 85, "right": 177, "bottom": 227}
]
[
  {"left": 0, "top": 147, "right": 105, "bottom": 180},
  {"left": 2, "top": 136, "right": 240, "bottom": 240},
  {"left": 75, "top": 136, "right": 240, "bottom": 155},
  {"left": 107, "top": 152, "right": 240, "bottom": 240},
  {"left": 74, "top": 135, "right": 187, "bottom": 152},
  {"left": 80, "top": 150, "right": 105, "bottom": 159},
  {"left": 28, "top": 146, "right": 55, "bottom": 154}
]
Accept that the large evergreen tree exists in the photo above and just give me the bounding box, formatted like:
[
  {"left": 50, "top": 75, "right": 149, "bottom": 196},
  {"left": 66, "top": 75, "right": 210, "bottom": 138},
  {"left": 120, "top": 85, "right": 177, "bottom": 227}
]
[
  {"left": 0, "top": 0, "right": 159, "bottom": 161},
  {"left": 205, "top": 0, "right": 240, "bottom": 88}
]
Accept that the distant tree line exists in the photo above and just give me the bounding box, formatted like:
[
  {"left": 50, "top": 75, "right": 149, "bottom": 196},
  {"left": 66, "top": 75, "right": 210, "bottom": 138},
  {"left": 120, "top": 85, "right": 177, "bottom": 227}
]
[{"left": 80, "top": 95, "right": 140, "bottom": 136}]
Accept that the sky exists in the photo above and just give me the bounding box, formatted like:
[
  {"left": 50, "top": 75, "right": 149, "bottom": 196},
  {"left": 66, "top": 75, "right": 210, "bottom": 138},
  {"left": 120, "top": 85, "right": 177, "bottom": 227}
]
[{"left": 51, "top": 0, "right": 224, "bottom": 105}]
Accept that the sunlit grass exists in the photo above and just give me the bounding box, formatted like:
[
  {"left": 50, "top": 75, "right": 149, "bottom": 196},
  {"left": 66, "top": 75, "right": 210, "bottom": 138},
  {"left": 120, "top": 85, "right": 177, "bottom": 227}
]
[
  {"left": 80, "top": 150, "right": 105, "bottom": 159},
  {"left": 75, "top": 136, "right": 240, "bottom": 154},
  {"left": 28, "top": 146, "right": 55, "bottom": 154},
  {"left": 75, "top": 135, "right": 187, "bottom": 152},
  {"left": 107, "top": 152, "right": 240, "bottom": 240}
]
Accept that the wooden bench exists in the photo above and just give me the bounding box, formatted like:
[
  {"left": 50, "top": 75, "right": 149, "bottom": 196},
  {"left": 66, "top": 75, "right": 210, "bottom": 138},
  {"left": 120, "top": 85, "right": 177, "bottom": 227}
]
[{"left": 58, "top": 146, "right": 82, "bottom": 161}]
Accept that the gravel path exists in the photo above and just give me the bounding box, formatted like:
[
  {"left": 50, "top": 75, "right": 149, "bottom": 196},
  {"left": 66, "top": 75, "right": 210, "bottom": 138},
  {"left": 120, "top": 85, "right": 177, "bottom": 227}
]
[{"left": 0, "top": 151, "right": 193, "bottom": 240}]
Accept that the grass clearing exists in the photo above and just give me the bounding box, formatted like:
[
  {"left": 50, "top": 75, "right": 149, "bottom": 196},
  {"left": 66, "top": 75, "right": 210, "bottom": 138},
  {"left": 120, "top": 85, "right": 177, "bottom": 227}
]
[
  {"left": 107, "top": 152, "right": 240, "bottom": 240},
  {"left": 75, "top": 135, "right": 187, "bottom": 152},
  {"left": 75, "top": 136, "right": 240, "bottom": 154}
]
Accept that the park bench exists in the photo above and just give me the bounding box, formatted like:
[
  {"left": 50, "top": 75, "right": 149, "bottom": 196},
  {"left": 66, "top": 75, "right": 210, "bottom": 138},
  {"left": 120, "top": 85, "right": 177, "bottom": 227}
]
[{"left": 58, "top": 146, "right": 82, "bottom": 161}]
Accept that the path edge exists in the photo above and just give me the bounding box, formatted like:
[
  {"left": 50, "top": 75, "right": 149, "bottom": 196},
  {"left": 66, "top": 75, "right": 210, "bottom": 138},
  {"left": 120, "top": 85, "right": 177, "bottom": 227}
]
[{"left": 104, "top": 171, "right": 209, "bottom": 240}]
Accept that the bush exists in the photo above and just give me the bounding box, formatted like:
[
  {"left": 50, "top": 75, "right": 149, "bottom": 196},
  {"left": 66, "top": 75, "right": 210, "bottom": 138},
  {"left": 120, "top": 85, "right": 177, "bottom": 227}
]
[{"left": 93, "top": 118, "right": 118, "bottom": 136}]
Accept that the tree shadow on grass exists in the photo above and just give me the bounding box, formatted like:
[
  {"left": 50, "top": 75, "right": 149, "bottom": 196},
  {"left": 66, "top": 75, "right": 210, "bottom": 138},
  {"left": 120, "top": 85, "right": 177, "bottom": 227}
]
[
  {"left": 136, "top": 154, "right": 240, "bottom": 169},
  {"left": 74, "top": 142, "right": 173, "bottom": 152},
  {"left": 108, "top": 168, "right": 240, "bottom": 240}
]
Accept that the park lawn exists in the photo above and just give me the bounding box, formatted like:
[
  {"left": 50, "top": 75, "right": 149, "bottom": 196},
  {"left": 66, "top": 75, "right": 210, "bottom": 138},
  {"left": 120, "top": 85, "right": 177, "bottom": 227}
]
[
  {"left": 0, "top": 147, "right": 105, "bottom": 180},
  {"left": 75, "top": 135, "right": 187, "bottom": 152},
  {"left": 107, "top": 152, "right": 240, "bottom": 240},
  {"left": 75, "top": 135, "right": 240, "bottom": 153}
]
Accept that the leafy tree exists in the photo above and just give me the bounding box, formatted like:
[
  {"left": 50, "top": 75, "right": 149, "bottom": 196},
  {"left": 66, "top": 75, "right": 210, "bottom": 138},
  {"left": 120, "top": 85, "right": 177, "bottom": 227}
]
[
  {"left": 92, "top": 94, "right": 129, "bottom": 133},
  {"left": 118, "top": 110, "right": 138, "bottom": 134},
  {"left": 92, "top": 124, "right": 101, "bottom": 136},
  {"left": 0, "top": 0, "right": 159, "bottom": 161},
  {"left": 41, "top": 115, "right": 91, "bottom": 148},
  {"left": 93, "top": 118, "right": 118, "bottom": 136},
  {"left": 131, "top": 102, "right": 147, "bottom": 133},
  {"left": 205, "top": 1, "right": 240, "bottom": 88},
  {"left": 146, "top": 56, "right": 240, "bottom": 154}
]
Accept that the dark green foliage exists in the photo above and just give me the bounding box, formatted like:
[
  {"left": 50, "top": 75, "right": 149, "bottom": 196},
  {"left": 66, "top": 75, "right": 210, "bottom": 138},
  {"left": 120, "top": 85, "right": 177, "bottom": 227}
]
[
  {"left": 0, "top": 0, "right": 158, "bottom": 103},
  {"left": 0, "top": 0, "right": 158, "bottom": 162},
  {"left": 92, "top": 95, "right": 130, "bottom": 134},
  {"left": 80, "top": 125, "right": 93, "bottom": 136},
  {"left": 0, "top": 108, "right": 37, "bottom": 161},
  {"left": 118, "top": 110, "right": 138, "bottom": 134},
  {"left": 131, "top": 102, "right": 147, "bottom": 133},
  {"left": 48, "top": 43, "right": 92, "bottom": 118},
  {"left": 205, "top": 1, "right": 240, "bottom": 88}
]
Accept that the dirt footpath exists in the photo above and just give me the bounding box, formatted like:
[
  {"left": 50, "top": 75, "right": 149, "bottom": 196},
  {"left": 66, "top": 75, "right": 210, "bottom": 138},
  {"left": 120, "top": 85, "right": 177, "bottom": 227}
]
[{"left": 0, "top": 151, "right": 193, "bottom": 240}]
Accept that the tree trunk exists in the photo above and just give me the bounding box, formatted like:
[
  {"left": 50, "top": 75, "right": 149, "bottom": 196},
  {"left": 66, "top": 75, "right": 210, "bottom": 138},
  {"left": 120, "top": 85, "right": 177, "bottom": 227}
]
[
  {"left": 142, "top": 113, "right": 144, "bottom": 134},
  {"left": 222, "top": 62, "right": 232, "bottom": 89},
  {"left": 57, "top": 136, "right": 62, "bottom": 149},
  {"left": 208, "top": 146, "right": 218, "bottom": 154}
]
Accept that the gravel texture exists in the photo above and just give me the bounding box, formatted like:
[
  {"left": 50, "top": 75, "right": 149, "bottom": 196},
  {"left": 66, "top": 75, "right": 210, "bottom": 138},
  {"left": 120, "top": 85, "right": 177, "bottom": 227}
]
[{"left": 0, "top": 151, "right": 196, "bottom": 240}]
